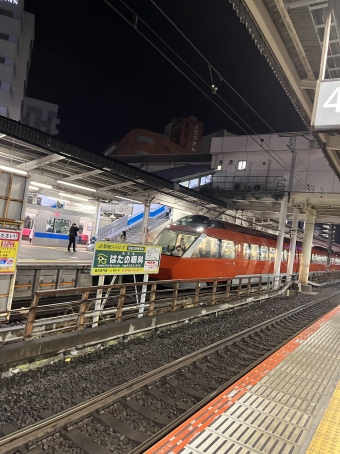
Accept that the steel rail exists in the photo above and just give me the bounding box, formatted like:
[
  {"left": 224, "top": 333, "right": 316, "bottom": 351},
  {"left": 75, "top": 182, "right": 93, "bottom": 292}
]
[{"left": 1, "top": 290, "right": 339, "bottom": 454}]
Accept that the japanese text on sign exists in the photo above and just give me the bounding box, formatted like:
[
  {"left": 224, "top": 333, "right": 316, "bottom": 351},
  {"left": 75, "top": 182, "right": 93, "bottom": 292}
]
[
  {"left": 91, "top": 242, "right": 162, "bottom": 276},
  {"left": 0, "top": 229, "right": 20, "bottom": 274}
]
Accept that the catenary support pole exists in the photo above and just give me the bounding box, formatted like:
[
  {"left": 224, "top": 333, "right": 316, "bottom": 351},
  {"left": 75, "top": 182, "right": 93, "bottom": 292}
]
[
  {"left": 298, "top": 211, "right": 316, "bottom": 287},
  {"left": 273, "top": 196, "right": 288, "bottom": 276},
  {"left": 327, "top": 224, "right": 334, "bottom": 271},
  {"left": 93, "top": 201, "right": 102, "bottom": 238},
  {"left": 319, "top": 0, "right": 334, "bottom": 80},
  {"left": 287, "top": 208, "right": 299, "bottom": 277},
  {"left": 140, "top": 199, "right": 151, "bottom": 243}
]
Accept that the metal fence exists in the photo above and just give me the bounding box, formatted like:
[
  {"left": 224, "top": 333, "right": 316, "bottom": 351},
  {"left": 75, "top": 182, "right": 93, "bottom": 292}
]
[
  {"left": 4, "top": 271, "right": 338, "bottom": 342},
  {"left": 207, "top": 175, "right": 286, "bottom": 193}
]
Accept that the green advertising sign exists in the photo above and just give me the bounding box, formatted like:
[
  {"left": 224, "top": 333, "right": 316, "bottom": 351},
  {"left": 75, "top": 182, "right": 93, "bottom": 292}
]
[{"left": 91, "top": 242, "right": 162, "bottom": 276}]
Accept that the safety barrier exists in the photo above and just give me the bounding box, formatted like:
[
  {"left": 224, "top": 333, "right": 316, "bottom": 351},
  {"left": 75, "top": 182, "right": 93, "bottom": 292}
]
[
  {"left": 4, "top": 271, "right": 339, "bottom": 341},
  {"left": 14, "top": 274, "right": 294, "bottom": 340}
]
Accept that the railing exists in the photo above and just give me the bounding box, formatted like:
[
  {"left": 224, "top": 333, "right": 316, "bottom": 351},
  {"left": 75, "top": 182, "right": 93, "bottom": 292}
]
[
  {"left": 3, "top": 271, "right": 339, "bottom": 341},
  {"left": 11, "top": 274, "right": 295, "bottom": 340},
  {"left": 205, "top": 175, "right": 286, "bottom": 193},
  {"left": 97, "top": 206, "right": 166, "bottom": 241},
  {"left": 97, "top": 215, "right": 129, "bottom": 241}
]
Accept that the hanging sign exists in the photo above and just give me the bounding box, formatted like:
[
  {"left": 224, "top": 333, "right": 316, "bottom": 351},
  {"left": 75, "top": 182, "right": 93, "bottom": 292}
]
[
  {"left": 311, "top": 79, "right": 340, "bottom": 132},
  {"left": 91, "top": 242, "right": 161, "bottom": 275},
  {"left": 101, "top": 204, "right": 133, "bottom": 215},
  {"left": 0, "top": 229, "right": 20, "bottom": 274}
]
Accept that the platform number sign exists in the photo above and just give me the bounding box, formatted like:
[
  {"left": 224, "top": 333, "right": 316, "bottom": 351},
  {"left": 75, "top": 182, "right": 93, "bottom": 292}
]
[{"left": 312, "top": 79, "right": 340, "bottom": 132}]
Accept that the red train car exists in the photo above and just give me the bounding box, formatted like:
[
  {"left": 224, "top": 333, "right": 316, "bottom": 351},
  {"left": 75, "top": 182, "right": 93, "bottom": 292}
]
[{"left": 152, "top": 215, "right": 340, "bottom": 283}]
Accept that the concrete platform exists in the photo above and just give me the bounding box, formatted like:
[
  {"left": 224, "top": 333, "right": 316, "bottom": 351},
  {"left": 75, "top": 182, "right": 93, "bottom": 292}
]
[
  {"left": 18, "top": 242, "right": 93, "bottom": 263},
  {"left": 146, "top": 306, "right": 340, "bottom": 454}
]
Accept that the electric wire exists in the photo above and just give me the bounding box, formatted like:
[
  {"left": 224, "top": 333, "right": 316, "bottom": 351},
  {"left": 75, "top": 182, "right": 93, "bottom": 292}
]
[
  {"left": 149, "top": 1, "right": 317, "bottom": 176},
  {"left": 109, "top": 0, "right": 313, "bottom": 188},
  {"left": 104, "top": 0, "right": 335, "bottom": 215}
]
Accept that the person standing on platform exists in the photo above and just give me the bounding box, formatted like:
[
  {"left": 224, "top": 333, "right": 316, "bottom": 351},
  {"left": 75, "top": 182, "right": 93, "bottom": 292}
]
[
  {"left": 68, "top": 223, "right": 79, "bottom": 252},
  {"left": 120, "top": 230, "right": 127, "bottom": 242}
]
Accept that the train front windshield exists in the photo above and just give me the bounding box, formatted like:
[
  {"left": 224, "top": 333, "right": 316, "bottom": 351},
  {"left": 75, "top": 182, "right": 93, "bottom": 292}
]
[{"left": 155, "top": 230, "right": 198, "bottom": 256}]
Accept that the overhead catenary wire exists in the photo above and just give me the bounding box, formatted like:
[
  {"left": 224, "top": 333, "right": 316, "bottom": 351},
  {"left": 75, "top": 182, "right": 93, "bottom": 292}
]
[
  {"left": 104, "top": 0, "right": 334, "bottom": 215},
  {"left": 149, "top": 1, "right": 314, "bottom": 176}
]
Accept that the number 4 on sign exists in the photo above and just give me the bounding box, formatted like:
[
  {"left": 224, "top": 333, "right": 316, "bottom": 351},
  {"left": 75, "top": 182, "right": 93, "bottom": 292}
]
[{"left": 323, "top": 87, "right": 340, "bottom": 113}]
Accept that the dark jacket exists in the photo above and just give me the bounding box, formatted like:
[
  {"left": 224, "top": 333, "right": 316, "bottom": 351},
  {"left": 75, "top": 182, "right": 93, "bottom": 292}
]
[{"left": 69, "top": 226, "right": 79, "bottom": 237}]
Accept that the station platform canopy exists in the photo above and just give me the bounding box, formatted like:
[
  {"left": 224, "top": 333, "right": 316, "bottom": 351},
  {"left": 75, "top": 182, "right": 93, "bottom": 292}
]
[
  {"left": 229, "top": 0, "right": 340, "bottom": 177},
  {"left": 0, "top": 117, "right": 228, "bottom": 216}
]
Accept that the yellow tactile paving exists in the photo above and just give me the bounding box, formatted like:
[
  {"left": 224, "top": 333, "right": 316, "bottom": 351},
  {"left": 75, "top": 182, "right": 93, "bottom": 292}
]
[{"left": 306, "top": 382, "right": 340, "bottom": 454}]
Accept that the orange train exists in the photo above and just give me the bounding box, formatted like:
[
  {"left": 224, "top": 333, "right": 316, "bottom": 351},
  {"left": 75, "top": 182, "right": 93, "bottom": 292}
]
[{"left": 152, "top": 215, "right": 340, "bottom": 282}]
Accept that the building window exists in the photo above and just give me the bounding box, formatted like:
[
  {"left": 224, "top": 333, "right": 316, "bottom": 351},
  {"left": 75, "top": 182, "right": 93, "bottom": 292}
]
[
  {"left": 137, "top": 135, "right": 154, "bottom": 146},
  {"left": 0, "top": 32, "right": 9, "bottom": 41},
  {"left": 237, "top": 160, "right": 247, "bottom": 171},
  {"left": 0, "top": 105, "right": 8, "bottom": 116},
  {"left": 0, "top": 8, "right": 13, "bottom": 18},
  {"left": 0, "top": 81, "right": 11, "bottom": 91}
]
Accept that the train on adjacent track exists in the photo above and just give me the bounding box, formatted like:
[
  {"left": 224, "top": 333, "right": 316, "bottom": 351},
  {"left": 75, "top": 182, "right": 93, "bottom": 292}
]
[{"left": 151, "top": 215, "right": 340, "bottom": 284}]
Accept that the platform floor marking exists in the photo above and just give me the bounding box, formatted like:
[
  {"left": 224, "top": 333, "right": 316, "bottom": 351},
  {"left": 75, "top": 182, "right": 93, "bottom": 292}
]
[
  {"left": 145, "top": 306, "right": 340, "bottom": 454},
  {"left": 306, "top": 381, "right": 340, "bottom": 454}
]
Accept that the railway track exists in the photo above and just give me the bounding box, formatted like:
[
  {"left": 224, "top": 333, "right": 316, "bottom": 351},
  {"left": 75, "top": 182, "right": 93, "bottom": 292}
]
[{"left": 2, "top": 290, "right": 339, "bottom": 454}]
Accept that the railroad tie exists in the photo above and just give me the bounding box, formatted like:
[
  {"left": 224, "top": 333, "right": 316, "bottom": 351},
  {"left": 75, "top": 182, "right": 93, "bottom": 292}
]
[
  {"left": 94, "top": 411, "right": 148, "bottom": 443},
  {"left": 180, "top": 371, "right": 219, "bottom": 389},
  {"left": 166, "top": 377, "right": 206, "bottom": 399},
  {"left": 122, "top": 399, "right": 173, "bottom": 426},
  {"left": 146, "top": 387, "right": 191, "bottom": 411},
  {"left": 62, "top": 428, "right": 111, "bottom": 454},
  {"left": 0, "top": 423, "right": 18, "bottom": 436}
]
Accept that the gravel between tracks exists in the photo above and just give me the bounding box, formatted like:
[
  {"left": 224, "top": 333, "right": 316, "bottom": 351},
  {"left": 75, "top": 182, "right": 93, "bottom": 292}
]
[{"left": 0, "top": 284, "right": 339, "bottom": 432}]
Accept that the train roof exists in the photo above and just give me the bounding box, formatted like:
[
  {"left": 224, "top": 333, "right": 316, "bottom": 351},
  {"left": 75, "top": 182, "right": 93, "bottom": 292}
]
[{"left": 171, "top": 215, "right": 340, "bottom": 253}]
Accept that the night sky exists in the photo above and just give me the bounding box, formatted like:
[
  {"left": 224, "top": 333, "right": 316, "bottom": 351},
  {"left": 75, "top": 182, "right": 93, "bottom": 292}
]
[{"left": 24, "top": 0, "right": 304, "bottom": 153}]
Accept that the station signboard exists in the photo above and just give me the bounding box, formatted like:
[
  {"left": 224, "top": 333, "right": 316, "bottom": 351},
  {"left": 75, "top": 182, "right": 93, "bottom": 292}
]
[
  {"left": 91, "top": 242, "right": 161, "bottom": 276},
  {"left": 0, "top": 229, "right": 20, "bottom": 275},
  {"left": 311, "top": 79, "right": 340, "bottom": 132}
]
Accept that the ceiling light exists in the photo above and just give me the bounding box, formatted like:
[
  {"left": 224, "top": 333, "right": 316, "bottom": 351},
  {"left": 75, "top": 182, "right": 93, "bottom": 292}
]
[
  {"left": 30, "top": 181, "right": 53, "bottom": 189},
  {"left": 29, "top": 186, "right": 39, "bottom": 191},
  {"left": 116, "top": 196, "right": 142, "bottom": 204},
  {"left": 57, "top": 180, "right": 96, "bottom": 192},
  {"left": 58, "top": 192, "right": 88, "bottom": 202},
  {"left": 0, "top": 164, "right": 27, "bottom": 176}
]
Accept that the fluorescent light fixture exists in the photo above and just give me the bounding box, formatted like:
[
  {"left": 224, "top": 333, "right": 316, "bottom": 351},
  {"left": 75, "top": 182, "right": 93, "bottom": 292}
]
[
  {"left": 216, "top": 165, "right": 222, "bottom": 170},
  {"left": 29, "top": 186, "right": 39, "bottom": 191},
  {"left": 83, "top": 205, "right": 96, "bottom": 210},
  {"left": 116, "top": 196, "right": 142, "bottom": 204},
  {"left": 31, "top": 181, "right": 53, "bottom": 189},
  {"left": 0, "top": 134, "right": 6, "bottom": 138},
  {"left": 57, "top": 180, "right": 96, "bottom": 192},
  {"left": 0, "top": 164, "right": 27, "bottom": 176},
  {"left": 58, "top": 192, "right": 88, "bottom": 202}
]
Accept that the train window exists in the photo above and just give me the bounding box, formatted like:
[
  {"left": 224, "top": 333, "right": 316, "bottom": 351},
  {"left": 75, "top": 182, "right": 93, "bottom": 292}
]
[
  {"left": 154, "top": 230, "right": 198, "bottom": 256},
  {"left": 192, "top": 236, "right": 220, "bottom": 258},
  {"left": 46, "top": 218, "right": 54, "bottom": 233},
  {"left": 221, "top": 240, "right": 236, "bottom": 259},
  {"left": 269, "top": 247, "right": 276, "bottom": 261},
  {"left": 45, "top": 218, "right": 71, "bottom": 234},
  {"left": 282, "top": 250, "right": 288, "bottom": 262},
  {"left": 250, "top": 244, "right": 259, "bottom": 260},
  {"left": 243, "top": 243, "right": 250, "bottom": 260},
  {"left": 174, "top": 215, "right": 210, "bottom": 227},
  {"left": 259, "top": 246, "right": 268, "bottom": 261}
]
